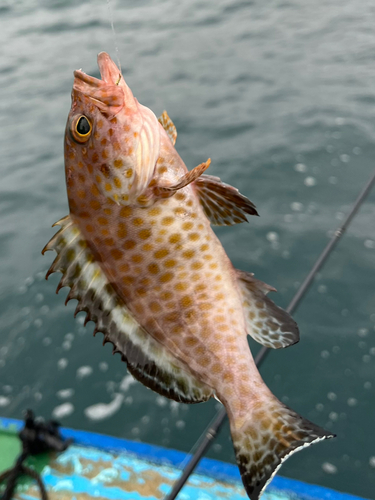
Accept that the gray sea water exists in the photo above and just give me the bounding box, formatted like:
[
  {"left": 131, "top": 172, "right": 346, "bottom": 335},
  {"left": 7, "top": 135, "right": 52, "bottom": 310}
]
[{"left": 0, "top": 0, "right": 374, "bottom": 497}]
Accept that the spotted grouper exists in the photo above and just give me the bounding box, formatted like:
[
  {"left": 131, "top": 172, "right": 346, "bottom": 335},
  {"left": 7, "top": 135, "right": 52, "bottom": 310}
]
[{"left": 43, "top": 52, "right": 333, "bottom": 499}]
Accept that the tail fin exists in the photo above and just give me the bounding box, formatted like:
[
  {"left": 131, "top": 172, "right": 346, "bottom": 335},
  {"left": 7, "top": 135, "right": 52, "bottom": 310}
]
[{"left": 231, "top": 400, "right": 335, "bottom": 500}]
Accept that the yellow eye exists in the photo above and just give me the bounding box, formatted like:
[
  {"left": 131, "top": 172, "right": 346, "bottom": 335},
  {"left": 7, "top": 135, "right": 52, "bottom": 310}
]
[{"left": 72, "top": 115, "right": 92, "bottom": 143}]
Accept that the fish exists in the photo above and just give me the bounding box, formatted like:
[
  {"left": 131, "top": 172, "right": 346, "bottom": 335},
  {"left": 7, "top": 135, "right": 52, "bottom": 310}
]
[{"left": 43, "top": 52, "right": 334, "bottom": 500}]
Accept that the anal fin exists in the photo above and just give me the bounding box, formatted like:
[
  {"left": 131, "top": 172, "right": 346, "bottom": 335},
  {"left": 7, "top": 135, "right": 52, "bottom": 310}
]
[
  {"left": 43, "top": 216, "right": 214, "bottom": 404},
  {"left": 236, "top": 270, "right": 299, "bottom": 349},
  {"left": 195, "top": 174, "right": 258, "bottom": 225}
]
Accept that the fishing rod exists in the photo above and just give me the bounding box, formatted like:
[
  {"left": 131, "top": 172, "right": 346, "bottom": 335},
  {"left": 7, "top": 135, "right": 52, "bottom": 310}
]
[{"left": 165, "top": 168, "right": 375, "bottom": 500}]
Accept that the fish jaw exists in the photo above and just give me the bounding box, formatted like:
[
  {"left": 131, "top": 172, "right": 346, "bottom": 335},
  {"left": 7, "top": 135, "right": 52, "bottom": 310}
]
[{"left": 66, "top": 52, "right": 160, "bottom": 206}]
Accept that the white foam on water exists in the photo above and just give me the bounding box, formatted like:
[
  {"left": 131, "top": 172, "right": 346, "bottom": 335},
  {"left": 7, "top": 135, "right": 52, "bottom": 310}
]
[
  {"left": 57, "top": 358, "right": 68, "bottom": 370},
  {"left": 84, "top": 393, "right": 124, "bottom": 421},
  {"left": 0, "top": 396, "right": 10, "bottom": 407},
  {"left": 52, "top": 402, "right": 74, "bottom": 419},
  {"left": 76, "top": 365, "right": 93, "bottom": 379},
  {"left": 304, "top": 176, "right": 317, "bottom": 187},
  {"left": 322, "top": 462, "right": 338, "bottom": 474},
  {"left": 120, "top": 374, "right": 136, "bottom": 392},
  {"left": 57, "top": 388, "right": 75, "bottom": 400}
]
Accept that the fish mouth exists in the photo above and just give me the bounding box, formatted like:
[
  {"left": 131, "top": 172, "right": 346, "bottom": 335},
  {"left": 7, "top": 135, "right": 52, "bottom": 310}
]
[{"left": 72, "top": 52, "right": 135, "bottom": 115}]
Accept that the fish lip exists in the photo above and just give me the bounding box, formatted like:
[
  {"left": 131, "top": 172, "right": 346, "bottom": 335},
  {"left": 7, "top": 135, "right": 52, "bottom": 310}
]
[
  {"left": 97, "top": 51, "right": 122, "bottom": 85},
  {"left": 73, "top": 68, "right": 124, "bottom": 115},
  {"left": 72, "top": 52, "right": 137, "bottom": 116}
]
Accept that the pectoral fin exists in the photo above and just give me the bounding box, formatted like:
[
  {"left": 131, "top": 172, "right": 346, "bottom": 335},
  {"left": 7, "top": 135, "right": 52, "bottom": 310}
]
[
  {"left": 195, "top": 174, "right": 258, "bottom": 225},
  {"left": 236, "top": 270, "right": 299, "bottom": 349},
  {"left": 154, "top": 159, "right": 211, "bottom": 197},
  {"left": 158, "top": 110, "right": 177, "bottom": 145}
]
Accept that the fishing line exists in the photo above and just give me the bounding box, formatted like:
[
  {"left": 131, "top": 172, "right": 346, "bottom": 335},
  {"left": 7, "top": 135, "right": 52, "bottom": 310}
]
[
  {"left": 165, "top": 167, "right": 375, "bottom": 500},
  {"left": 106, "top": 0, "right": 122, "bottom": 74}
]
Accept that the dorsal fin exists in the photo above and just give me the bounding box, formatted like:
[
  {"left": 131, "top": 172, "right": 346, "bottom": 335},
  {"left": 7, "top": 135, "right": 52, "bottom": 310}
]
[
  {"left": 236, "top": 270, "right": 299, "bottom": 349},
  {"left": 195, "top": 174, "right": 258, "bottom": 226},
  {"left": 158, "top": 110, "right": 177, "bottom": 145},
  {"left": 42, "top": 216, "right": 214, "bottom": 404}
]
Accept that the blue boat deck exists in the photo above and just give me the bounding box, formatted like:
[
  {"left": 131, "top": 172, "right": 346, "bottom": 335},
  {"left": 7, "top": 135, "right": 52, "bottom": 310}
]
[{"left": 0, "top": 417, "right": 368, "bottom": 500}]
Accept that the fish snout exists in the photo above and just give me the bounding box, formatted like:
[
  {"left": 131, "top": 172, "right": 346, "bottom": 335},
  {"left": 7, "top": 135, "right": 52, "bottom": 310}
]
[{"left": 97, "top": 52, "right": 122, "bottom": 85}]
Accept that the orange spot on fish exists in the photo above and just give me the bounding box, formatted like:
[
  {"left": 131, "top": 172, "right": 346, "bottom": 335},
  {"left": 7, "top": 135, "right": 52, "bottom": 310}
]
[
  {"left": 131, "top": 254, "right": 143, "bottom": 263},
  {"left": 103, "top": 237, "right": 115, "bottom": 246},
  {"left": 97, "top": 216, "right": 108, "bottom": 226},
  {"left": 150, "top": 302, "right": 161, "bottom": 313},
  {"left": 120, "top": 206, "right": 132, "bottom": 218},
  {"left": 180, "top": 296, "right": 193, "bottom": 308},
  {"left": 182, "top": 221, "right": 193, "bottom": 231},
  {"left": 169, "top": 233, "right": 181, "bottom": 244},
  {"left": 154, "top": 248, "right": 169, "bottom": 259},
  {"left": 132, "top": 218, "right": 144, "bottom": 226},
  {"left": 123, "top": 240, "right": 136, "bottom": 250},
  {"left": 182, "top": 249, "right": 195, "bottom": 259},
  {"left": 148, "top": 206, "right": 161, "bottom": 217},
  {"left": 191, "top": 261, "right": 203, "bottom": 270},
  {"left": 148, "top": 263, "right": 159, "bottom": 274},
  {"left": 164, "top": 259, "right": 176, "bottom": 268},
  {"left": 160, "top": 272, "right": 173, "bottom": 283},
  {"left": 119, "top": 262, "right": 130, "bottom": 273},
  {"left": 138, "top": 229, "right": 152, "bottom": 240},
  {"left": 114, "top": 159, "right": 123, "bottom": 169},
  {"left": 175, "top": 192, "right": 185, "bottom": 201},
  {"left": 90, "top": 200, "right": 101, "bottom": 210},
  {"left": 117, "top": 222, "right": 127, "bottom": 239},
  {"left": 161, "top": 216, "right": 174, "bottom": 226}
]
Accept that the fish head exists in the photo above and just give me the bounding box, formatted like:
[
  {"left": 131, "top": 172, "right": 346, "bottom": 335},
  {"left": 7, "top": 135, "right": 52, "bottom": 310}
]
[{"left": 65, "top": 52, "right": 160, "bottom": 207}]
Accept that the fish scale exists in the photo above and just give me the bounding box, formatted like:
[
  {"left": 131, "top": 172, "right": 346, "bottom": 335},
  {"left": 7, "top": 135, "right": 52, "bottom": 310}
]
[{"left": 44, "top": 52, "right": 334, "bottom": 500}]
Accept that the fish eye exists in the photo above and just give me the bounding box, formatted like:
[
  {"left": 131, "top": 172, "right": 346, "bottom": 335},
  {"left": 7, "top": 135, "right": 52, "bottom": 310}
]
[{"left": 72, "top": 115, "right": 92, "bottom": 143}]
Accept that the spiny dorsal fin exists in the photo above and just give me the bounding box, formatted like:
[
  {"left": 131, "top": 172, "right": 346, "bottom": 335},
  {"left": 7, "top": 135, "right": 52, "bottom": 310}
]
[
  {"left": 158, "top": 110, "right": 177, "bottom": 145},
  {"left": 43, "top": 215, "right": 214, "bottom": 404},
  {"left": 236, "top": 269, "right": 299, "bottom": 349},
  {"left": 195, "top": 174, "right": 258, "bottom": 226}
]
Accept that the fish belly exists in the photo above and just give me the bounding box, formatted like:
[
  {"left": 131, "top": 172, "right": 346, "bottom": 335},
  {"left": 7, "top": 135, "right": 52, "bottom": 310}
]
[{"left": 74, "top": 180, "right": 255, "bottom": 401}]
